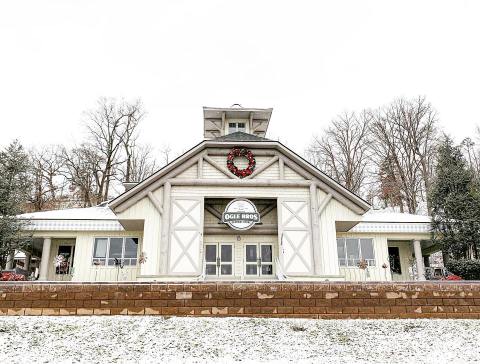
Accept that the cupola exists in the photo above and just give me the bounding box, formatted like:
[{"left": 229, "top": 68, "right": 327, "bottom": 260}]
[{"left": 203, "top": 104, "right": 273, "bottom": 139}]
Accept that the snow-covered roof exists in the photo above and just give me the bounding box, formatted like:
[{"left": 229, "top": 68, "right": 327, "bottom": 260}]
[
  {"left": 361, "top": 209, "right": 431, "bottom": 223},
  {"left": 18, "top": 206, "right": 124, "bottom": 231},
  {"left": 18, "top": 206, "right": 117, "bottom": 220},
  {"left": 349, "top": 209, "right": 431, "bottom": 234}
]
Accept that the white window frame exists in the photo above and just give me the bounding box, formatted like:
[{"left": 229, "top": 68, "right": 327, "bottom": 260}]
[
  {"left": 244, "top": 243, "right": 274, "bottom": 277},
  {"left": 336, "top": 238, "right": 376, "bottom": 267},
  {"left": 92, "top": 237, "right": 140, "bottom": 267},
  {"left": 203, "top": 243, "right": 234, "bottom": 277},
  {"left": 228, "top": 121, "right": 247, "bottom": 134}
]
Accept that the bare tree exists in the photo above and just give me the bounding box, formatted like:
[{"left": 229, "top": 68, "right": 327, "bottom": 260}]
[
  {"left": 119, "top": 144, "right": 159, "bottom": 183},
  {"left": 370, "top": 96, "right": 438, "bottom": 214},
  {"left": 306, "top": 111, "right": 373, "bottom": 195},
  {"left": 159, "top": 144, "right": 172, "bottom": 166},
  {"left": 28, "top": 146, "right": 67, "bottom": 211},
  {"left": 83, "top": 97, "right": 144, "bottom": 202},
  {"left": 61, "top": 145, "right": 102, "bottom": 207}
]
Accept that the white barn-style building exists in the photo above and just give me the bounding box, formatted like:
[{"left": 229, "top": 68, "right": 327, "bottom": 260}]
[{"left": 17, "top": 106, "right": 436, "bottom": 282}]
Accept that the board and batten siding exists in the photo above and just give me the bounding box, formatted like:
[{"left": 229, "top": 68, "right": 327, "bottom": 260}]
[
  {"left": 30, "top": 231, "right": 143, "bottom": 282},
  {"left": 171, "top": 186, "right": 310, "bottom": 199},
  {"left": 115, "top": 186, "right": 163, "bottom": 276},
  {"left": 71, "top": 230, "right": 143, "bottom": 282},
  {"left": 315, "top": 187, "right": 363, "bottom": 276},
  {"left": 112, "top": 147, "right": 368, "bottom": 280},
  {"left": 386, "top": 240, "right": 415, "bottom": 281},
  {"left": 335, "top": 233, "right": 391, "bottom": 281},
  {"left": 335, "top": 232, "right": 429, "bottom": 281}
]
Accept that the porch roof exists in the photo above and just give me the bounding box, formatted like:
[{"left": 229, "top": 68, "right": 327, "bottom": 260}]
[
  {"left": 348, "top": 209, "right": 431, "bottom": 234},
  {"left": 18, "top": 206, "right": 125, "bottom": 231}
]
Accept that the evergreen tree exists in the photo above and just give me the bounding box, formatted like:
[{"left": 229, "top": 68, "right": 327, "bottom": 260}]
[
  {"left": 430, "top": 137, "right": 480, "bottom": 259},
  {"left": 0, "top": 140, "right": 31, "bottom": 269}
]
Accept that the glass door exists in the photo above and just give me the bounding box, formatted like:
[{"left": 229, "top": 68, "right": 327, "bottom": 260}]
[
  {"left": 204, "top": 243, "right": 234, "bottom": 277},
  {"left": 205, "top": 244, "right": 218, "bottom": 276},
  {"left": 260, "top": 244, "right": 273, "bottom": 276},
  {"left": 244, "top": 243, "right": 274, "bottom": 277},
  {"left": 219, "top": 244, "right": 233, "bottom": 275},
  {"left": 245, "top": 244, "right": 258, "bottom": 275}
]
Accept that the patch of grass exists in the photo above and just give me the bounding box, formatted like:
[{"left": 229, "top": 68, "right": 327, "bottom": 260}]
[
  {"left": 291, "top": 325, "right": 307, "bottom": 332},
  {"left": 335, "top": 332, "right": 351, "bottom": 344},
  {"left": 0, "top": 323, "right": 17, "bottom": 334},
  {"left": 403, "top": 323, "right": 421, "bottom": 332}
]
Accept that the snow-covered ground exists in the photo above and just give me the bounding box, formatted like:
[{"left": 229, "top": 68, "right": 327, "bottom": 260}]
[{"left": 1, "top": 317, "right": 479, "bottom": 363}]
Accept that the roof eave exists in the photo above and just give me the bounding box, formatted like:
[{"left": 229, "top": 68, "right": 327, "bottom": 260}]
[{"left": 109, "top": 139, "right": 370, "bottom": 214}]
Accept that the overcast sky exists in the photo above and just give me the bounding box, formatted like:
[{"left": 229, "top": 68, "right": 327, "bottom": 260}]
[{"left": 1, "top": 0, "right": 479, "bottom": 158}]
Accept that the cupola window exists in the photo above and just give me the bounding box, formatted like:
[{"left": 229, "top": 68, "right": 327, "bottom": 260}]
[{"left": 228, "top": 122, "right": 246, "bottom": 134}]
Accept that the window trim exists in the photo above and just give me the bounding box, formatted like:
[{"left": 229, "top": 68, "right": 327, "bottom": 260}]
[
  {"left": 336, "top": 237, "right": 376, "bottom": 268},
  {"left": 92, "top": 237, "right": 140, "bottom": 267},
  {"left": 228, "top": 121, "right": 247, "bottom": 134}
]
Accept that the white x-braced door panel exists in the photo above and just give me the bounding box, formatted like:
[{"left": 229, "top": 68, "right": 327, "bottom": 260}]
[
  {"left": 168, "top": 197, "right": 203, "bottom": 275},
  {"left": 278, "top": 199, "right": 313, "bottom": 275}
]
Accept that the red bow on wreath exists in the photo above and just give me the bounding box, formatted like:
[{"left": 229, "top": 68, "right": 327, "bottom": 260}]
[{"left": 227, "top": 147, "right": 256, "bottom": 178}]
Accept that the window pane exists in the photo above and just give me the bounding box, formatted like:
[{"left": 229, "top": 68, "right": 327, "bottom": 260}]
[
  {"left": 206, "top": 264, "right": 217, "bottom": 275},
  {"left": 336, "top": 239, "right": 346, "bottom": 266},
  {"left": 221, "top": 265, "right": 232, "bottom": 275},
  {"left": 360, "top": 239, "right": 374, "bottom": 260},
  {"left": 124, "top": 238, "right": 138, "bottom": 259},
  {"left": 261, "top": 245, "right": 272, "bottom": 263},
  {"left": 346, "top": 238, "right": 359, "bottom": 266},
  {"left": 205, "top": 245, "right": 217, "bottom": 262},
  {"left": 262, "top": 265, "right": 273, "bottom": 275},
  {"left": 246, "top": 245, "right": 257, "bottom": 262},
  {"left": 108, "top": 238, "right": 123, "bottom": 265},
  {"left": 237, "top": 123, "right": 246, "bottom": 132},
  {"left": 93, "top": 238, "right": 108, "bottom": 258},
  {"left": 124, "top": 258, "right": 137, "bottom": 266},
  {"left": 221, "top": 245, "right": 232, "bottom": 262},
  {"left": 228, "top": 123, "right": 236, "bottom": 134},
  {"left": 246, "top": 264, "right": 257, "bottom": 275}
]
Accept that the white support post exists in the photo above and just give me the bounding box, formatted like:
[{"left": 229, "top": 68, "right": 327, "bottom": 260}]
[
  {"left": 310, "top": 183, "right": 322, "bottom": 275},
  {"left": 39, "top": 237, "right": 52, "bottom": 281},
  {"left": 5, "top": 251, "right": 14, "bottom": 270},
  {"left": 413, "top": 239, "right": 426, "bottom": 281},
  {"left": 24, "top": 252, "right": 31, "bottom": 272},
  {"left": 159, "top": 182, "right": 171, "bottom": 275}
]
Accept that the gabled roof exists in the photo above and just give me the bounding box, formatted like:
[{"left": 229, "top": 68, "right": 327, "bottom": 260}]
[
  {"left": 109, "top": 138, "right": 372, "bottom": 214},
  {"left": 214, "top": 131, "right": 270, "bottom": 142}
]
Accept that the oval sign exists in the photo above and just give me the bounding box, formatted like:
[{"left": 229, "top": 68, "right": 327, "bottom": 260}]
[{"left": 222, "top": 198, "right": 260, "bottom": 231}]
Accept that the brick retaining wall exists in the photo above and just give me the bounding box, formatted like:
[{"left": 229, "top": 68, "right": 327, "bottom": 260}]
[{"left": 1, "top": 281, "right": 480, "bottom": 319}]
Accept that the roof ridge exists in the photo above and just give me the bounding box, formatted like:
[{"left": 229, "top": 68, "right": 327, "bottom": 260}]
[{"left": 214, "top": 131, "right": 271, "bottom": 142}]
